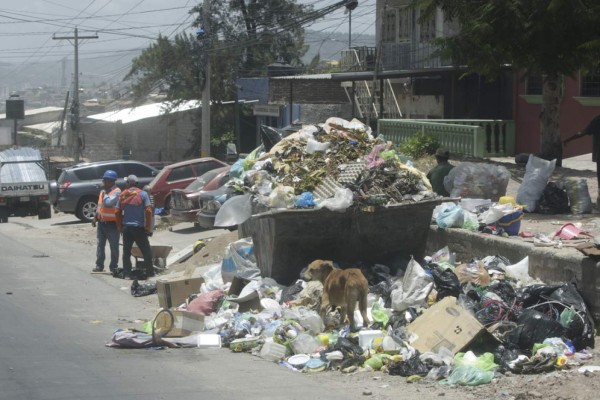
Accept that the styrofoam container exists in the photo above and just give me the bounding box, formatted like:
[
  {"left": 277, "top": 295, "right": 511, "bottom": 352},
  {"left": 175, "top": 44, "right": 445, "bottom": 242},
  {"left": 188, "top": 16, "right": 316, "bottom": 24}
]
[
  {"left": 197, "top": 333, "right": 222, "bottom": 348},
  {"left": 358, "top": 329, "right": 385, "bottom": 349},
  {"left": 259, "top": 341, "right": 287, "bottom": 361}
]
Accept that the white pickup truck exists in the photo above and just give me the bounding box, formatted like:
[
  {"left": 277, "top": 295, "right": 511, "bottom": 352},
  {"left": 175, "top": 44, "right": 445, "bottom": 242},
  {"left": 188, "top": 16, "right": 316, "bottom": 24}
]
[{"left": 0, "top": 147, "right": 57, "bottom": 223}]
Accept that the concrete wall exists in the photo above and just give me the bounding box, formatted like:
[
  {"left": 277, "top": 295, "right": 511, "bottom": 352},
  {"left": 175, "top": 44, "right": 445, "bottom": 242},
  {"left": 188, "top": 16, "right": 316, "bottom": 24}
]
[
  {"left": 80, "top": 109, "right": 198, "bottom": 163},
  {"left": 299, "top": 103, "right": 353, "bottom": 125},
  {"left": 270, "top": 79, "right": 349, "bottom": 104}
]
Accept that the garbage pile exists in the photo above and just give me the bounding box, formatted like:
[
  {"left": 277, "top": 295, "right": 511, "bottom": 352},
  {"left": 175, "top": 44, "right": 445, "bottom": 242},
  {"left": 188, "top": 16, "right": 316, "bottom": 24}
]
[
  {"left": 108, "top": 239, "right": 596, "bottom": 386},
  {"left": 219, "top": 117, "right": 437, "bottom": 220}
]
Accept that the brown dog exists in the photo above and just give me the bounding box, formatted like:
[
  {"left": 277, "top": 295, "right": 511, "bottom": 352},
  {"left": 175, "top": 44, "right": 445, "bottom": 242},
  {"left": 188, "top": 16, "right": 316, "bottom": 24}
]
[{"left": 303, "top": 259, "right": 369, "bottom": 330}]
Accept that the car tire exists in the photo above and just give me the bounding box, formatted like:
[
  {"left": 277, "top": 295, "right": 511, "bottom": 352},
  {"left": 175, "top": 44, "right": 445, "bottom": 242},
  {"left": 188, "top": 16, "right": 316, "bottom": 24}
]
[
  {"left": 0, "top": 206, "right": 8, "bottom": 223},
  {"left": 76, "top": 196, "right": 97, "bottom": 222},
  {"left": 38, "top": 204, "right": 52, "bottom": 219}
]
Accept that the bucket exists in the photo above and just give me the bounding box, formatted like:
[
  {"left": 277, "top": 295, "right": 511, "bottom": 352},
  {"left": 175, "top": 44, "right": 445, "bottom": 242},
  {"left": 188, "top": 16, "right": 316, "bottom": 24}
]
[{"left": 496, "top": 209, "right": 524, "bottom": 236}]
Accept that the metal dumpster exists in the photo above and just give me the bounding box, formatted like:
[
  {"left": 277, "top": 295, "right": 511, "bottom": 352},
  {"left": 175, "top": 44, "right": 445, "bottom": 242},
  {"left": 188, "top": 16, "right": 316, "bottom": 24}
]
[{"left": 238, "top": 199, "right": 441, "bottom": 285}]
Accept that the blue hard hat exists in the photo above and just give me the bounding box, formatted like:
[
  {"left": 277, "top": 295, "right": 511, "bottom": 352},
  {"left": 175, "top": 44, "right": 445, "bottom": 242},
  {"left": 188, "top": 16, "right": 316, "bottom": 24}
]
[{"left": 102, "top": 170, "right": 118, "bottom": 180}]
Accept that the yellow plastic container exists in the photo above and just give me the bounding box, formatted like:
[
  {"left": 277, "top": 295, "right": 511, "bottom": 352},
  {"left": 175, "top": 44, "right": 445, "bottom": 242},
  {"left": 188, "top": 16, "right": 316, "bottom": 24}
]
[{"left": 498, "top": 196, "right": 517, "bottom": 207}]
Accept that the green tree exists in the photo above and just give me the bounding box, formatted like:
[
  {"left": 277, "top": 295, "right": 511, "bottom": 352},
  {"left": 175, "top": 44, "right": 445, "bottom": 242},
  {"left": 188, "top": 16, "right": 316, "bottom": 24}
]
[
  {"left": 124, "top": 1, "right": 316, "bottom": 156},
  {"left": 418, "top": 0, "right": 600, "bottom": 165}
]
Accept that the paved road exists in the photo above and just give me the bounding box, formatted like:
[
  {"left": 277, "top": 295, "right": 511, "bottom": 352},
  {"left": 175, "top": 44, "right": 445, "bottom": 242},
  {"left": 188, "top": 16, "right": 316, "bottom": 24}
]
[{"left": 0, "top": 214, "right": 373, "bottom": 400}]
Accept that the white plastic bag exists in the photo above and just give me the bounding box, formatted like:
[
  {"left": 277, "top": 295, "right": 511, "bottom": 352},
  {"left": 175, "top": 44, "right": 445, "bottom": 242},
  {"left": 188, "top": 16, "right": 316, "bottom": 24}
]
[
  {"left": 221, "top": 237, "right": 261, "bottom": 283},
  {"left": 306, "top": 138, "right": 331, "bottom": 154},
  {"left": 504, "top": 256, "right": 535, "bottom": 285},
  {"left": 391, "top": 257, "right": 434, "bottom": 312},
  {"left": 214, "top": 194, "right": 252, "bottom": 227},
  {"left": 268, "top": 185, "right": 295, "bottom": 209},
  {"left": 316, "top": 187, "right": 354, "bottom": 211},
  {"left": 516, "top": 155, "right": 556, "bottom": 212},
  {"left": 435, "top": 203, "right": 464, "bottom": 228}
]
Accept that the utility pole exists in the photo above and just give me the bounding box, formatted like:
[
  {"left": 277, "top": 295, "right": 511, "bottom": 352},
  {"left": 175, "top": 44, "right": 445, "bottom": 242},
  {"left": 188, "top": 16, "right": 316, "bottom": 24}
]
[
  {"left": 53, "top": 28, "right": 98, "bottom": 163},
  {"left": 200, "top": 0, "right": 211, "bottom": 158}
]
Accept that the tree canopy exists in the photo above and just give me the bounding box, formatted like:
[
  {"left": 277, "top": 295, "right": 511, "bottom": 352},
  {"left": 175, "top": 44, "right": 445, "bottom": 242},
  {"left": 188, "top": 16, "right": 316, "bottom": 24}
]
[{"left": 417, "top": 0, "right": 600, "bottom": 163}]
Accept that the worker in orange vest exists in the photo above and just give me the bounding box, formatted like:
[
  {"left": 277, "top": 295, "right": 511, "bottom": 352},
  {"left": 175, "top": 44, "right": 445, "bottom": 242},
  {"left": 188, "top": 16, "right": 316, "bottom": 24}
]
[{"left": 92, "top": 170, "right": 121, "bottom": 274}]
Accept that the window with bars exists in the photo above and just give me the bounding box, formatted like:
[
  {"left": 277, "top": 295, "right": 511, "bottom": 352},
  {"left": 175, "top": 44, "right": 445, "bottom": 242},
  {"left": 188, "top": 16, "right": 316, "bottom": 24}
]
[
  {"left": 419, "top": 11, "right": 436, "bottom": 42},
  {"left": 398, "top": 7, "right": 411, "bottom": 42},
  {"left": 581, "top": 66, "right": 600, "bottom": 97},
  {"left": 526, "top": 75, "right": 543, "bottom": 95},
  {"left": 383, "top": 8, "right": 398, "bottom": 42}
]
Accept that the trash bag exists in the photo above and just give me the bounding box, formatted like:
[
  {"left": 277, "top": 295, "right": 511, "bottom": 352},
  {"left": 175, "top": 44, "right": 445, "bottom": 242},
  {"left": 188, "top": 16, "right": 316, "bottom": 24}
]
[
  {"left": 391, "top": 257, "right": 434, "bottom": 312},
  {"left": 562, "top": 178, "right": 593, "bottom": 214},
  {"left": 440, "top": 365, "right": 494, "bottom": 386},
  {"left": 294, "top": 192, "right": 316, "bottom": 208},
  {"left": 260, "top": 125, "right": 283, "bottom": 152},
  {"left": 444, "top": 162, "right": 510, "bottom": 202},
  {"left": 221, "top": 237, "right": 260, "bottom": 283},
  {"left": 535, "top": 182, "right": 570, "bottom": 214},
  {"left": 453, "top": 351, "right": 498, "bottom": 372},
  {"left": 430, "top": 267, "right": 460, "bottom": 300},
  {"left": 516, "top": 282, "right": 595, "bottom": 351},
  {"left": 435, "top": 203, "right": 464, "bottom": 229},
  {"left": 316, "top": 187, "right": 354, "bottom": 211},
  {"left": 507, "top": 309, "right": 567, "bottom": 354},
  {"left": 130, "top": 280, "right": 157, "bottom": 297},
  {"left": 486, "top": 280, "right": 516, "bottom": 305},
  {"left": 494, "top": 345, "right": 522, "bottom": 372},
  {"left": 516, "top": 155, "right": 556, "bottom": 212},
  {"left": 388, "top": 352, "right": 430, "bottom": 377},
  {"left": 333, "top": 337, "right": 366, "bottom": 369},
  {"left": 280, "top": 280, "right": 305, "bottom": 304}
]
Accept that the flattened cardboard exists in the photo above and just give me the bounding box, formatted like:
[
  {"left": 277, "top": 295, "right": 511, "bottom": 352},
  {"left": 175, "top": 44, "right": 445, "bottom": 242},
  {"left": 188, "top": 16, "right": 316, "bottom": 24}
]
[
  {"left": 226, "top": 276, "right": 263, "bottom": 313},
  {"left": 167, "top": 310, "right": 205, "bottom": 337},
  {"left": 406, "top": 296, "right": 486, "bottom": 355},
  {"left": 156, "top": 276, "right": 204, "bottom": 309}
]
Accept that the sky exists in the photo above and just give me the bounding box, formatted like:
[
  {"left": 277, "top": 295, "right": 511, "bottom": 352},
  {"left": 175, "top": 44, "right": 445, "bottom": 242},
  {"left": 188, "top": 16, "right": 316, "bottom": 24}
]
[{"left": 0, "top": 0, "right": 376, "bottom": 87}]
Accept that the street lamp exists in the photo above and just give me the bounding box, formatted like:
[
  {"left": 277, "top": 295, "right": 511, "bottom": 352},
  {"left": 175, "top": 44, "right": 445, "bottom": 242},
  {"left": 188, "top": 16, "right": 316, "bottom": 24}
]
[{"left": 345, "top": 0, "right": 358, "bottom": 48}]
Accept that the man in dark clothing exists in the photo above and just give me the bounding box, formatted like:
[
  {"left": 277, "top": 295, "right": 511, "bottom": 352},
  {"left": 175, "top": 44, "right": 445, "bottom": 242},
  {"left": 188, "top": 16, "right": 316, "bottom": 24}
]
[
  {"left": 427, "top": 148, "right": 455, "bottom": 197},
  {"left": 563, "top": 115, "right": 600, "bottom": 202}
]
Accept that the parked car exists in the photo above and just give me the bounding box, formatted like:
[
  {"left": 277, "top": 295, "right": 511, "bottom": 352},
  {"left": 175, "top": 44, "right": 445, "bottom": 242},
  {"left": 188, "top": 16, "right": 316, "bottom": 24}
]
[
  {"left": 169, "top": 166, "right": 230, "bottom": 225},
  {"left": 196, "top": 183, "right": 241, "bottom": 230},
  {"left": 54, "top": 159, "right": 159, "bottom": 222},
  {"left": 147, "top": 157, "right": 228, "bottom": 210}
]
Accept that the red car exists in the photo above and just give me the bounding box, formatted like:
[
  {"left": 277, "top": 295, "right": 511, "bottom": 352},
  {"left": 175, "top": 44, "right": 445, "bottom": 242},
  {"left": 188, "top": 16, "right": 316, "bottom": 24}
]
[
  {"left": 169, "top": 166, "right": 231, "bottom": 225},
  {"left": 147, "top": 157, "right": 227, "bottom": 209}
]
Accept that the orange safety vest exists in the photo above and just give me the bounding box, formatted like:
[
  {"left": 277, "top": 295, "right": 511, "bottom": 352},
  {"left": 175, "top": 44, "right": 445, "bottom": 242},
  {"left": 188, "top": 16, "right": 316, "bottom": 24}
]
[{"left": 97, "top": 187, "right": 121, "bottom": 222}]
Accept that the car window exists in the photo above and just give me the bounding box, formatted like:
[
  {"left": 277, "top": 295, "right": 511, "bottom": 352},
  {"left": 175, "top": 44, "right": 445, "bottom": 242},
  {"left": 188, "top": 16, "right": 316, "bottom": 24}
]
[
  {"left": 187, "top": 169, "right": 221, "bottom": 191},
  {"left": 167, "top": 165, "right": 194, "bottom": 182},
  {"left": 193, "top": 160, "right": 224, "bottom": 177},
  {"left": 74, "top": 166, "right": 100, "bottom": 180},
  {"left": 123, "top": 163, "right": 155, "bottom": 177}
]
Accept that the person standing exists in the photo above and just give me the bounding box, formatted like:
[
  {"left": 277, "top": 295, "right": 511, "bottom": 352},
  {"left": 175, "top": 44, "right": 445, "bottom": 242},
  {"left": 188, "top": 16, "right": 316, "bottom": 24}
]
[
  {"left": 116, "top": 175, "right": 154, "bottom": 279},
  {"left": 427, "top": 148, "right": 455, "bottom": 197},
  {"left": 92, "top": 170, "right": 121, "bottom": 273},
  {"left": 563, "top": 114, "right": 600, "bottom": 203}
]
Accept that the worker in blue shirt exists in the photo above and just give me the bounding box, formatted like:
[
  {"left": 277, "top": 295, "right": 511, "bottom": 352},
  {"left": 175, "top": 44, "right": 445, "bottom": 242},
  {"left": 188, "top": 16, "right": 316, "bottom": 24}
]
[{"left": 115, "top": 175, "right": 154, "bottom": 279}]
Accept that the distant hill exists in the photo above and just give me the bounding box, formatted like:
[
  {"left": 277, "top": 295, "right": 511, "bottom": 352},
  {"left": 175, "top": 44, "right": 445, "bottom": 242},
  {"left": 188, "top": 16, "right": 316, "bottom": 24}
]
[
  {"left": 0, "top": 29, "right": 375, "bottom": 90},
  {"left": 303, "top": 29, "right": 375, "bottom": 64}
]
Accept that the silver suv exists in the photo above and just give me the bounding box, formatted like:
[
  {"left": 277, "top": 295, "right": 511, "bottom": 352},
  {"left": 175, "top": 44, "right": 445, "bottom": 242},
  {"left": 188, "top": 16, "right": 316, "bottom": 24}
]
[{"left": 54, "top": 160, "right": 158, "bottom": 222}]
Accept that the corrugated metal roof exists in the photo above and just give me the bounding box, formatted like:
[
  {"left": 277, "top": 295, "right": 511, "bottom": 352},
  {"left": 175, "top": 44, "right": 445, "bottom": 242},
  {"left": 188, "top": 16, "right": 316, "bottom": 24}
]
[
  {"left": 87, "top": 100, "right": 202, "bottom": 124},
  {"left": 272, "top": 73, "right": 333, "bottom": 80},
  {"left": 0, "top": 106, "right": 63, "bottom": 120},
  {"left": 0, "top": 147, "right": 47, "bottom": 183}
]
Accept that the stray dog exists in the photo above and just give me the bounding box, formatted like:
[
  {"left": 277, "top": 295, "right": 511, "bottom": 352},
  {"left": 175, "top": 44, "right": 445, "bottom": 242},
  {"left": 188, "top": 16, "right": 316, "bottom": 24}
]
[{"left": 303, "top": 259, "right": 369, "bottom": 330}]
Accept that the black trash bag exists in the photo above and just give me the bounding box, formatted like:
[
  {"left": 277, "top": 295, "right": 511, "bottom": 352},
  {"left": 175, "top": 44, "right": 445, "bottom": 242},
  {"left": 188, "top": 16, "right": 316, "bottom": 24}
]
[
  {"left": 517, "top": 282, "right": 595, "bottom": 351},
  {"left": 430, "top": 267, "right": 460, "bottom": 300},
  {"left": 486, "top": 280, "right": 517, "bottom": 305},
  {"left": 388, "top": 352, "right": 430, "bottom": 377},
  {"left": 506, "top": 309, "right": 566, "bottom": 353},
  {"left": 494, "top": 344, "right": 523, "bottom": 373},
  {"left": 482, "top": 255, "right": 511, "bottom": 273},
  {"left": 333, "top": 337, "right": 366, "bottom": 369},
  {"left": 535, "top": 182, "right": 570, "bottom": 214},
  {"left": 260, "top": 125, "right": 283, "bottom": 152},
  {"left": 279, "top": 280, "right": 305, "bottom": 304},
  {"left": 130, "top": 280, "right": 157, "bottom": 297}
]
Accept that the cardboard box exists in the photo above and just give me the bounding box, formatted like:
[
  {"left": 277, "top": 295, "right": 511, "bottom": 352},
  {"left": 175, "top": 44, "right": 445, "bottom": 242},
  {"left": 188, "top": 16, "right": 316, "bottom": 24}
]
[
  {"left": 167, "top": 310, "right": 205, "bottom": 337},
  {"left": 156, "top": 276, "right": 204, "bottom": 309},
  {"left": 406, "top": 296, "right": 488, "bottom": 355}
]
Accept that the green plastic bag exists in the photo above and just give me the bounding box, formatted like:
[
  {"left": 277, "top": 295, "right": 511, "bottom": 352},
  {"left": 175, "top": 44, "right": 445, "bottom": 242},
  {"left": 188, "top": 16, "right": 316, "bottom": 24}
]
[
  {"left": 560, "top": 307, "right": 575, "bottom": 328},
  {"left": 441, "top": 365, "right": 494, "bottom": 386},
  {"left": 364, "top": 355, "right": 384, "bottom": 370},
  {"left": 453, "top": 352, "right": 498, "bottom": 372},
  {"left": 371, "top": 303, "right": 389, "bottom": 327}
]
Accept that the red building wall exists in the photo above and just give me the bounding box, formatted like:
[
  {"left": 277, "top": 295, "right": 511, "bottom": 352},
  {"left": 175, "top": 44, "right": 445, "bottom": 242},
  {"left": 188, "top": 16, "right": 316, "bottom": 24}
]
[{"left": 514, "top": 74, "right": 600, "bottom": 158}]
